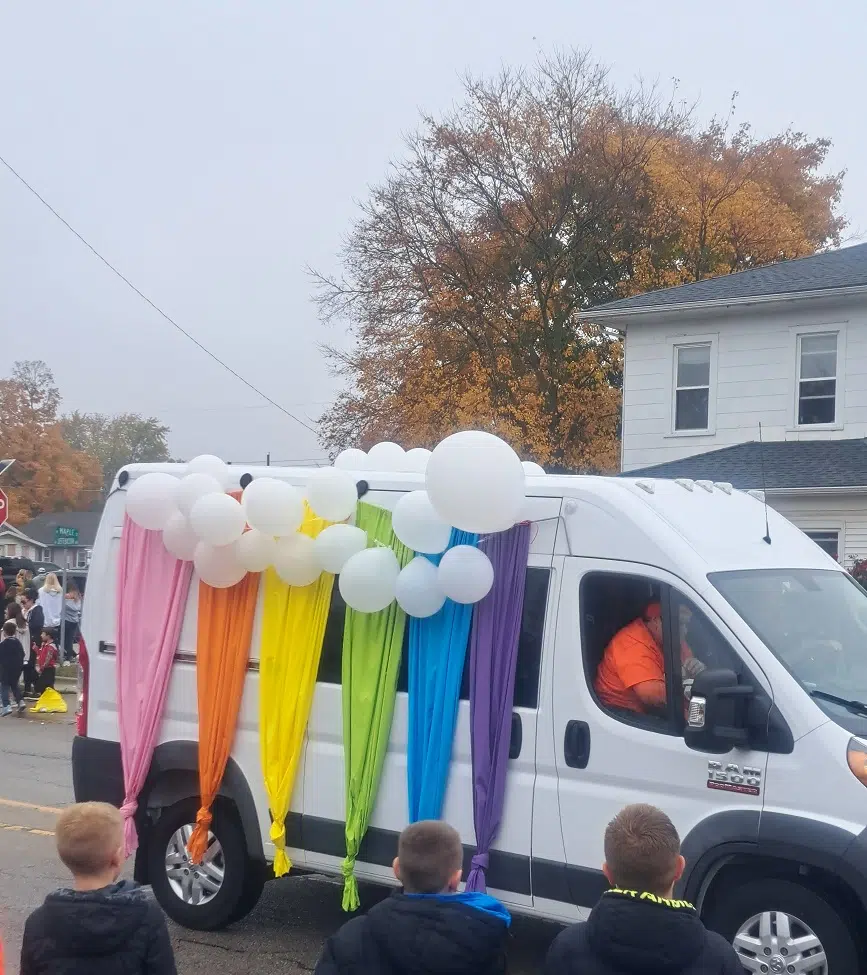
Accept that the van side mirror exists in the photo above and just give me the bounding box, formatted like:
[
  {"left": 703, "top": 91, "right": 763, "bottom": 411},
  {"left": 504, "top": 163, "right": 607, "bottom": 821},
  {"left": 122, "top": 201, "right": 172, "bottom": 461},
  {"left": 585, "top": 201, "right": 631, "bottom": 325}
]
[{"left": 684, "top": 668, "right": 754, "bottom": 754}]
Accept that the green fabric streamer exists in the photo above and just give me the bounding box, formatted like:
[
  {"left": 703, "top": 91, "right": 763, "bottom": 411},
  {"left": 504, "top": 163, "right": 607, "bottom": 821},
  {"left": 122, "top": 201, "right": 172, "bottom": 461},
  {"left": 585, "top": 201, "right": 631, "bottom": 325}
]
[{"left": 340, "top": 502, "right": 411, "bottom": 911}]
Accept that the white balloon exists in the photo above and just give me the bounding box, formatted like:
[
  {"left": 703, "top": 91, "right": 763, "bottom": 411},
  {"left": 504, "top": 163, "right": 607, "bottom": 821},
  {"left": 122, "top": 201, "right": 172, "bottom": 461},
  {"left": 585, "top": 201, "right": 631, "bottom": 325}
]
[
  {"left": 339, "top": 547, "right": 400, "bottom": 613},
  {"left": 313, "top": 524, "right": 368, "bottom": 574},
  {"left": 405, "top": 448, "right": 432, "bottom": 473},
  {"left": 395, "top": 557, "right": 446, "bottom": 618},
  {"left": 306, "top": 468, "right": 358, "bottom": 522},
  {"left": 437, "top": 545, "right": 494, "bottom": 604},
  {"left": 522, "top": 461, "right": 547, "bottom": 476},
  {"left": 242, "top": 478, "right": 304, "bottom": 536},
  {"left": 126, "top": 472, "right": 179, "bottom": 531},
  {"left": 162, "top": 510, "right": 199, "bottom": 561},
  {"left": 426, "top": 431, "right": 525, "bottom": 534},
  {"left": 194, "top": 541, "right": 247, "bottom": 589},
  {"left": 189, "top": 492, "right": 247, "bottom": 546},
  {"left": 272, "top": 533, "right": 321, "bottom": 587},
  {"left": 367, "top": 442, "right": 407, "bottom": 470},
  {"left": 334, "top": 448, "right": 369, "bottom": 471},
  {"left": 392, "top": 491, "right": 452, "bottom": 555},
  {"left": 176, "top": 473, "right": 224, "bottom": 517},
  {"left": 237, "top": 529, "right": 277, "bottom": 573},
  {"left": 186, "top": 454, "right": 229, "bottom": 484}
]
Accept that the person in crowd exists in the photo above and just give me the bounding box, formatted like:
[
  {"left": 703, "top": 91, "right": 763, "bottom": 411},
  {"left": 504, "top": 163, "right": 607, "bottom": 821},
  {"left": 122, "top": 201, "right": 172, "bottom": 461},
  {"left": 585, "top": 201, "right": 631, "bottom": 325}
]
[
  {"left": 543, "top": 804, "right": 743, "bottom": 975},
  {"left": 20, "top": 587, "right": 44, "bottom": 698},
  {"left": 38, "top": 572, "right": 64, "bottom": 628},
  {"left": 16, "top": 568, "right": 33, "bottom": 594},
  {"left": 63, "top": 579, "right": 83, "bottom": 662},
  {"left": 0, "top": 618, "right": 26, "bottom": 715},
  {"left": 315, "top": 820, "right": 510, "bottom": 975},
  {"left": 4, "top": 583, "right": 19, "bottom": 611},
  {"left": 20, "top": 801, "right": 177, "bottom": 974},
  {"left": 35, "top": 628, "right": 60, "bottom": 693},
  {"left": 6, "top": 599, "right": 29, "bottom": 646}
]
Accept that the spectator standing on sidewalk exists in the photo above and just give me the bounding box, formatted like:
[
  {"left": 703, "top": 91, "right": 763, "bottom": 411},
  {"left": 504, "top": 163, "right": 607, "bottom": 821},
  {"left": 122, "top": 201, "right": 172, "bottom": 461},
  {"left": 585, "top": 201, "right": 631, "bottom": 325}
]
[
  {"left": 543, "top": 804, "right": 743, "bottom": 975},
  {"left": 35, "top": 628, "right": 60, "bottom": 693},
  {"left": 21, "top": 587, "right": 44, "bottom": 698},
  {"left": 38, "top": 572, "right": 64, "bottom": 628},
  {"left": 63, "top": 579, "right": 83, "bottom": 661},
  {"left": 0, "top": 619, "right": 26, "bottom": 714}
]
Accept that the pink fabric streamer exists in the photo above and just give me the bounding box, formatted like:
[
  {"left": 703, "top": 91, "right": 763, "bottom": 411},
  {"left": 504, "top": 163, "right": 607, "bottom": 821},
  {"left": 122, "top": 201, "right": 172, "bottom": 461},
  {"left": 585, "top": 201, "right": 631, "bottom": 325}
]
[{"left": 116, "top": 515, "right": 193, "bottom": 855}]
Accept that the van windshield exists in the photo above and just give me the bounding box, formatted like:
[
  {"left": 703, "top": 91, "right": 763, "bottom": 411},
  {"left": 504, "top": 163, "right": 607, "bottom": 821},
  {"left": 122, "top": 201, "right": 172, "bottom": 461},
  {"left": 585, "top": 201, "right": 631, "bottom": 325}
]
[{"left": 710, "top": 568, "right": 867, "bottom": 734}]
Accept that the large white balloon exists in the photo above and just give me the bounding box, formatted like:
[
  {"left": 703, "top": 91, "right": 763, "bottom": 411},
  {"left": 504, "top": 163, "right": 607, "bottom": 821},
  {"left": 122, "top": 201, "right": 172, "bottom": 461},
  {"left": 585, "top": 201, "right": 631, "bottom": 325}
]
[
  {"left": 176, "top": 473, "right": 224, "bottom": 518},
  {"left": 189, "top": 492, "right": 247, "bottom": 546},
  {"left": 242, "top": 478, "right": 304, "bottom": 536},
  {"left": 395, "top": 557, "right": 446, "bottom": 618},
  {"left": 194, "top": 541, "right": 247, "bottom": 589},
  {"left": 404, "top": 448, "right": 432, "bottom": 473},
  {"left": 367, "top": 442, "right": 406, "bottom": 471},
  {"left": 426, "top": 431, "right": 525, "bottom": 534},
  {"left": 437, "top": 545, "right": 494, "bottom": 604},
  {"left": 237, "top": 529, "right": 277, "bottom": 573},
  {"left": 334, "top": 448, "right": 369, "bottom": 471},
  {"left": 522, "top": 461, "right": 547, "bottom": 476},
  {"left": 272, "top": 534, "right": 321, "bottom": 587},
  {"left": 306, "top": 468, "right": 358, "bottom": 522},
  {"left": 392, "top": 491, "right": 451, "bottom": 555},
  {"left": 126, "top": 472, "right": 179, "bottom": 531},
  {"left": 162, "top": 511, "right": 199, "bottom": 561},
  {"left": 313, "top": 524, "right": 368, "bottom": 574},
  {"left": 186, "top": 454, "right": 229, "bottom": 484},
  {"left": 339, "top": 547, "right": 400, "bottom": 613}
]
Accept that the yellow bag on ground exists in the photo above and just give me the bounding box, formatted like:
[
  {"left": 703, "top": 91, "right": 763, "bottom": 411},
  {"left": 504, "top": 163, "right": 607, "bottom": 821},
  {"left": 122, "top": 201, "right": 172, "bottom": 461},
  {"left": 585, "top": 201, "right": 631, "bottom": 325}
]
[{"left": 30, "top": 687, "right": 67, "bottom": 713}]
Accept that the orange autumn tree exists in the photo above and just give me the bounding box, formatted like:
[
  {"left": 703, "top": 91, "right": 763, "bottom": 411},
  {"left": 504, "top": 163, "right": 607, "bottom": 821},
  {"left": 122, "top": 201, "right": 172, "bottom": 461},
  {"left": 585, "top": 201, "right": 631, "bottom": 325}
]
[
  {"left": 0, "top": 361, "right": 102, "bottom": 520},
  {"left": 313, "top": 50, "right": 844, "bottom": 470}
]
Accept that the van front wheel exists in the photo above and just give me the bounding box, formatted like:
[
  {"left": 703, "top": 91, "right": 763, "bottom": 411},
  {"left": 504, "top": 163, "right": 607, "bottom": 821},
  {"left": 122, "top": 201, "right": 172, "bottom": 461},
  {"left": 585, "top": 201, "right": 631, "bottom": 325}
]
[
  {"left": 147, "top": 798, "right": 264, "bottom": 930},
  {"left": 705, "top": 878, "right": 858, "bottom": 975}
]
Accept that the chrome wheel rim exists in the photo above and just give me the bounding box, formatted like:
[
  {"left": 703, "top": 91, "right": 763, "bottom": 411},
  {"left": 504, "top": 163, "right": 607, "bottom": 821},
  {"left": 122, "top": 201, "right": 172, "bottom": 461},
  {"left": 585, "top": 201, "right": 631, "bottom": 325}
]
[
  {"left": 734, "top": 911, "right": 827, "bottom": 975},
  {"left": 164, "top": 824, "right": 225, "bottom": 906}
]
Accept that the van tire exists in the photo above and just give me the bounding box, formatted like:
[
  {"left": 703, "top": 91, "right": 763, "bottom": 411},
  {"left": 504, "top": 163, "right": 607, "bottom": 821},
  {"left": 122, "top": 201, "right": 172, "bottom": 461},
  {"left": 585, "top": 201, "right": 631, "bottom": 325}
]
[
  {"left": 705, "top": 878, "right": 859, "bottom": 975},
  {"left": 147, "top": 798, "right": 263, "bottom": 930}
]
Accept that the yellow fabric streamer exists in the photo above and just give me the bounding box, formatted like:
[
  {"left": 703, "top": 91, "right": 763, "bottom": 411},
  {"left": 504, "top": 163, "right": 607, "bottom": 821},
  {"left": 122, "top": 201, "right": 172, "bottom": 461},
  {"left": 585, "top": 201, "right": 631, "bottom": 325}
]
[{"left": 258, "top": 509, "right": 334, "bottom": 877}]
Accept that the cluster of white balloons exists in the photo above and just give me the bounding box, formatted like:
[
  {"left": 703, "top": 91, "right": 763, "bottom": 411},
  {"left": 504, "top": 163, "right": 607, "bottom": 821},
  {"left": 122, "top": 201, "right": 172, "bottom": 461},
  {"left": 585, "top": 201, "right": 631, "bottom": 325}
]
[{"left": 124, "top": 434, "right": 547, "bottom": 613}]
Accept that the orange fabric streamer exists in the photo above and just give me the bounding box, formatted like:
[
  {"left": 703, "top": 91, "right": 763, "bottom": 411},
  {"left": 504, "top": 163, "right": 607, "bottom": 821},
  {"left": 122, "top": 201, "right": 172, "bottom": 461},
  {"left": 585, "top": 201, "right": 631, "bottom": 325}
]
[{"left": 187, "top": 568, "right": 260, "bottom": 863}]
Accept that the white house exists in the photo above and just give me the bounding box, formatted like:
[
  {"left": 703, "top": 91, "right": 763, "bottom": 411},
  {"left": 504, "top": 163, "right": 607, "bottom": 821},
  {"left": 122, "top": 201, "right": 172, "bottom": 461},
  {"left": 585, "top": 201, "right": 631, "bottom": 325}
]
[
  {"left": 0, "top": 523, "right": 49, "bottom": 561},
  {"left": 580, "top": 242, "right": 867, "bottom": 564}
]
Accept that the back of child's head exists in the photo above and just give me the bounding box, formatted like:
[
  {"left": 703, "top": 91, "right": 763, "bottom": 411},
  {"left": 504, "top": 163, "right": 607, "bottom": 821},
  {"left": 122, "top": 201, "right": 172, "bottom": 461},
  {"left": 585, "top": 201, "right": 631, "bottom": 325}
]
[
  {"left": 603, "top": 803, "right": 681, "bottom": 895},
  {"left": 2, "top": 619, "right": 16, "bottom": 637},
  {"left": 55, "top": 802, "right": 123, "bottom": 878},
  {"left": 396, "top": 820, "right": 463, "bottom": 894}
]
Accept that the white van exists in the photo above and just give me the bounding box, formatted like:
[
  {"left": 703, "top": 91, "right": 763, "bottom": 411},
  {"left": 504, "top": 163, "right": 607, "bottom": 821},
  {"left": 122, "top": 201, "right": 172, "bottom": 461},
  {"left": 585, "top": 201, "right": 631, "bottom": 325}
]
[{"left": 74, "top": 464, "right": 867, "bottom": 972}]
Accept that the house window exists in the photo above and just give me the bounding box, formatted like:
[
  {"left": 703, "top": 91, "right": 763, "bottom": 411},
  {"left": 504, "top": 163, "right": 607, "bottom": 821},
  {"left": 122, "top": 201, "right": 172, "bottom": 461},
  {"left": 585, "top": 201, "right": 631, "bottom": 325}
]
[
  {"left": 674, "top": 344, "right": 711, "bottom": 431},
  {"left": 805, "top": 530, "right": 840, "bottom": 562},
  {"left": 75, "top": 549, "right": 90, "bottom": 568},
  {"left": 798, "top": 333, "right": 837, "bottom": 425}
]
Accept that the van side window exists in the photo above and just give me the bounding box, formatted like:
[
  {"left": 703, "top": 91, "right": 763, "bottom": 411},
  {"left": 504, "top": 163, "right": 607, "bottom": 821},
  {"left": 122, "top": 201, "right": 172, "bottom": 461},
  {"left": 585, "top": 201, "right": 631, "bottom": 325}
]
[{"left": 317, "top": 567, "right": 550, "bottom": 712}]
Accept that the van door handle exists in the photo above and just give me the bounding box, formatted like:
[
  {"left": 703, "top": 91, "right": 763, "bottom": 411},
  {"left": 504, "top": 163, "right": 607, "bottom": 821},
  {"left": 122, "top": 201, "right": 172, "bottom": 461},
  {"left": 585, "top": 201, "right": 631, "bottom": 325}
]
[
  {"left": 564, "top": 720, "right": 590, "bottom": 768},
  {"left": 509, "top": 712, "right": 522, "bottom": 759}
]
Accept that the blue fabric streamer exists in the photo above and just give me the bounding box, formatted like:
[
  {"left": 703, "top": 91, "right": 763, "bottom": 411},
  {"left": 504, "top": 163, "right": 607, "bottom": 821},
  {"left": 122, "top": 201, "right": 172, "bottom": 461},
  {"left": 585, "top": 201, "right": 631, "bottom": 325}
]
[{"left": 407, "top": 528, "right": 477, "bottom": 822}]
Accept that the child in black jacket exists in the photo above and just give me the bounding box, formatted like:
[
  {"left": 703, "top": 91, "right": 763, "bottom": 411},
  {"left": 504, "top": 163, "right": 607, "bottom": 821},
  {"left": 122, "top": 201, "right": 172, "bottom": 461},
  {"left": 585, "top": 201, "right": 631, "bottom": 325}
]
[
  {"left": 0, "top": 619, "right": 25, "bottom": 714},
  {"left": 315, "top": 820, "right": 510, "bottom": 975},
  {"left": 21, "top": 802, "right": 177, "bottom": 975}
]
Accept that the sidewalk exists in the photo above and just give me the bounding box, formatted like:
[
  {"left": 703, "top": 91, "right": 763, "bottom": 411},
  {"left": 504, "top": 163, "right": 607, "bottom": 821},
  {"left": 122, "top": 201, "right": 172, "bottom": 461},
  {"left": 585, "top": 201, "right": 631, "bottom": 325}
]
[{"left": 55, "top": 662, "right": 79, "bottom": 695}]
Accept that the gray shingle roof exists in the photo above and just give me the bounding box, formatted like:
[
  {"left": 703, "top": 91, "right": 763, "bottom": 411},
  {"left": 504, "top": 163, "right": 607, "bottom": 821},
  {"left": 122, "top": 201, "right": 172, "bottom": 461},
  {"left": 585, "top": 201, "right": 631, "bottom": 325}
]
[
  {"left": 622, "top": 438, "right": 867, "bottom": 490},
  {"left": 20, "top": 509, "right": 103, "bottom": 547},
  {"left": 585, "top": 242, "right": 867, "bottom": 317}
]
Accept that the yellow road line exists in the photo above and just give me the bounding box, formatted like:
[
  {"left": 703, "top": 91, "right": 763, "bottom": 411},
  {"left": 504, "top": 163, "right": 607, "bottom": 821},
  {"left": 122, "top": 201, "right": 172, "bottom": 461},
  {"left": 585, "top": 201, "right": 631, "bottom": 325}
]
[
  {"left": 0, "top": 822, "right": 54, "bottom": 837},
  {"left": 0, "top": 796, "right": 63, "bottom": 816}
]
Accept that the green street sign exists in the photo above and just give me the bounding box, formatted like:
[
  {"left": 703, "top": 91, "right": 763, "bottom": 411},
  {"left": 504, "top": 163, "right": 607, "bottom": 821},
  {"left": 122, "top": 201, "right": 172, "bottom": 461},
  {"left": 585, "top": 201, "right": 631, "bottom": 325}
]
[{"left": 54, "top": 526, "right": 80, "bottom": 546}]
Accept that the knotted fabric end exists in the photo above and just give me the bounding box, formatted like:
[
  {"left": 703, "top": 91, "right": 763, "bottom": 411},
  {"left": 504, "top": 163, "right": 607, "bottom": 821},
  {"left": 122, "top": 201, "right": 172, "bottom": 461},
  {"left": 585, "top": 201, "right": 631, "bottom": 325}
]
[
  {"left": 186, "top": 807, "right": 213, "bottom": 864},
  {"left": 465, "top": 851, "right": 489, "bottom": 893},
  {"left": 341, "top": 856, "right": 360, "bottom": 912},
  {"left": 270, "top": 819, "right": 292, "bottom": 877}
]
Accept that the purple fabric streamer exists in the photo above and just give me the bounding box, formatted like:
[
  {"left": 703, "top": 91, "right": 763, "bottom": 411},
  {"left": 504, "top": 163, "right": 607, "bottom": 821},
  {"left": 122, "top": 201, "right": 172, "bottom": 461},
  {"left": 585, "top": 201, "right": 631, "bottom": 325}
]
[{"left": 466, "top": 523, "right": 531, "bottom": 893}]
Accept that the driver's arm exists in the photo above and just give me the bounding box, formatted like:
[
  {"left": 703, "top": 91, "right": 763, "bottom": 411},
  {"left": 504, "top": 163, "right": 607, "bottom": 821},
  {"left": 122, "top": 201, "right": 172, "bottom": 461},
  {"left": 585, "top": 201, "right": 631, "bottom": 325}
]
[{"left": 633, "top": 679, "right": 667, "bottom": 713}]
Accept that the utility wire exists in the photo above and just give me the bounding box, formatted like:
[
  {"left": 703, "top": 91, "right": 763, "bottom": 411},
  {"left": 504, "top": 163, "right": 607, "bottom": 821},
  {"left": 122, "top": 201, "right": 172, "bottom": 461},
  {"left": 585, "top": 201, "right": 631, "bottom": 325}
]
[{"left": 0, "top": 153, "right": 319, "bottom": 436}]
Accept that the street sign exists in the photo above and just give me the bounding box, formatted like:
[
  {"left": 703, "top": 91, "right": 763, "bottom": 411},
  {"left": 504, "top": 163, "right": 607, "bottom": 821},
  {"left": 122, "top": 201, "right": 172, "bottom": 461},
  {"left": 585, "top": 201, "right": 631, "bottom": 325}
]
[
  {"left": 54, "top": 526, "right": 79, "bottom": 546},
  {"left": 0, "top": 489, "right": 7, "bottom": 529}
]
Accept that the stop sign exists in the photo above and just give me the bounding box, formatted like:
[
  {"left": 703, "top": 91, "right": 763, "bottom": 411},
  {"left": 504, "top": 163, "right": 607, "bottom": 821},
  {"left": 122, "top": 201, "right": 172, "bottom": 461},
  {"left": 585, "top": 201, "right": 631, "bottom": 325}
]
[{"left": 0, "top": 488, "right": 7, "bottom": 528}]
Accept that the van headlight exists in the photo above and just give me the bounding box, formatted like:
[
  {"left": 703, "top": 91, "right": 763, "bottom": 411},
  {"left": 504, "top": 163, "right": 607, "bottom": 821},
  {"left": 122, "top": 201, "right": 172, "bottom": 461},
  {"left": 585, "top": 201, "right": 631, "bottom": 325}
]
[{"left": 847, "top": 738, "right": 867, "bottom": 786}]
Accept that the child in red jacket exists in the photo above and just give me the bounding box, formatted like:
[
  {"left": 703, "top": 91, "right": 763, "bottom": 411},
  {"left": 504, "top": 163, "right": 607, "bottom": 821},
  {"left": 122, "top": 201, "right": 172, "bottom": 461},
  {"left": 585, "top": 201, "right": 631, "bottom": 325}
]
[{"left": 35, "top": 628, "right": 60, "bottom": 693}]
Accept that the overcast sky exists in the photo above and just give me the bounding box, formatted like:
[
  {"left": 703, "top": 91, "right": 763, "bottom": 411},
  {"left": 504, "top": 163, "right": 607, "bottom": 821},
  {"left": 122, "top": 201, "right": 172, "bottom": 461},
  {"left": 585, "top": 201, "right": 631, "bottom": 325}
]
[{"left": 2, "top": 0, "right": 865, "bottom": 465}]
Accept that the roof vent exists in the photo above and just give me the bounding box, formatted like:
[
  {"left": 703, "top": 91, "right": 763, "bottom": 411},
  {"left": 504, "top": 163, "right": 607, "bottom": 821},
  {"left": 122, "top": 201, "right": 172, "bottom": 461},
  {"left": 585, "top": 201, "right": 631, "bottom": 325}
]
[
  {"left": 635, "top": 480, "right": 655, "bottom": 494},
  {"left": 696, "top": 479, "right": 714, "bottom": 493},
  {"left": 714, "top": 482, "right": 733, "bottom": 495},
  {"left": 675, "top": 478, "right": 695, "bottom": 492},
  {"left": 747, "top": 489, "right": 766, "bottom": 502}
]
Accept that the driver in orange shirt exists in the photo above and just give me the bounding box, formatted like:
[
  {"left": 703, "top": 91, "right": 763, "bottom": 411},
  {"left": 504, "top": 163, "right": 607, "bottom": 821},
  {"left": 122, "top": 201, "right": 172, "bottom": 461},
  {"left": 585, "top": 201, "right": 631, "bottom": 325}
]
[{"left": 595, "top": 602, "right": 668, "bottom": 715}]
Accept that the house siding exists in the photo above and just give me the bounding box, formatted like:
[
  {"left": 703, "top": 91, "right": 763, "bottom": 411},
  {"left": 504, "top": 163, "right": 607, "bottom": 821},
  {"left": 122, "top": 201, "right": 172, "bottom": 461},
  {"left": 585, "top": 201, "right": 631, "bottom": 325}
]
[
  {"left": 770, "top": 493, "right": 867, "bottom": 567},
  {"left": 621, "top": 295, "right": 867, "bottom": 471}
]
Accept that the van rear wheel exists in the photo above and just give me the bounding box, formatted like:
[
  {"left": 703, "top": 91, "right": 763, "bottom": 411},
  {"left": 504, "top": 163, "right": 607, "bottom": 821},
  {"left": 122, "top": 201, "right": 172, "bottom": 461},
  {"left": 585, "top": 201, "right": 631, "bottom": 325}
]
[
  {"left": 705, "top": 878, "right": 858, "bottom": 975},
  {"left": 147, "top": 798, "right": 264, "bottom": 930}
]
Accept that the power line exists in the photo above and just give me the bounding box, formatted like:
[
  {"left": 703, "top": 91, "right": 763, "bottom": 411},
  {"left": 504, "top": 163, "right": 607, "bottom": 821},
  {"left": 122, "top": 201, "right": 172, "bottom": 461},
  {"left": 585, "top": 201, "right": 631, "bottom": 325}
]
[{"left": 0, "top": 153, "right": 319, "bottom": 436}]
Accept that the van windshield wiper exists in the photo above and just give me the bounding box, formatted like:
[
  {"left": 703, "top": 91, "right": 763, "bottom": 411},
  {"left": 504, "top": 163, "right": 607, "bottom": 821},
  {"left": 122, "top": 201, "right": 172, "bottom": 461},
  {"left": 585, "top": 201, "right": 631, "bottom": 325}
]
[{"left": 810, "top": 689, "right": 867, "bottom": 716}]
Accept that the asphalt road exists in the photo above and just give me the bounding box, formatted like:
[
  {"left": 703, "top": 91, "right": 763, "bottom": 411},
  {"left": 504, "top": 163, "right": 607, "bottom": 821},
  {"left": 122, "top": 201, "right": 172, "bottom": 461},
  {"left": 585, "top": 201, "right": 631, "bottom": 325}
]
[{"left": 0, "top": 713, "right": 562, "bottom": 974}]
